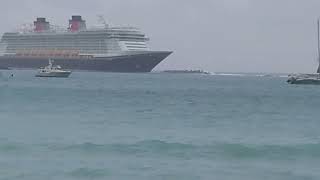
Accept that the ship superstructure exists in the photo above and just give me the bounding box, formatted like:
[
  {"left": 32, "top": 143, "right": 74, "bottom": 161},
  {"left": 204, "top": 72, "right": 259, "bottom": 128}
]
[{"left": 0, "top": 16, "right": 172, "bottom": 72}]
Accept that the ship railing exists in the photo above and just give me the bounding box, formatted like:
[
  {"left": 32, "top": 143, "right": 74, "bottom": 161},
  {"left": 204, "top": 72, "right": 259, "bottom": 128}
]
[{"left": 3, "top": 53, "right": 16, "bottom": 57}]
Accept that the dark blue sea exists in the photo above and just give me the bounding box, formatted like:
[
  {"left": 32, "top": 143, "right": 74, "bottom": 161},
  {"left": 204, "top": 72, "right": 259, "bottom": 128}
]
[{"left": 1, "top": 70, "right": 320, "bottom": 180}]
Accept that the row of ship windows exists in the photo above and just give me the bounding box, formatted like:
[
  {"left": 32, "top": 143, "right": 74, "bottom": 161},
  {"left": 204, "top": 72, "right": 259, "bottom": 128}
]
[
  {"left": 4, "top": 42, "right": 146, "bottom": 48},
  {"left": 5, "top": 41, "right": 144, "bottom": 45},
  {"left": 6, "top": 46, "right": 121, "bottom": 51},
  {"left": 3, "top": 35, "right": 146, "bottom": 40},
  {"left": 6, "top": 43, "right": 121, "bottom": 47},
  {"left": 125, "top": 43, "right": 147, "bottom": 45},
  {"left": 7, "top": 48, "right": 121, "bottom": 51},
  {"left": 6, "top": 50, "right": 122, "bottom": 54},
  {"left": 7, "top": 45, "right": 113, "bottom": 49},
  {"left": 126, "top": 46, "right": 147, "bottom": 48},
  {"left": 4, "top": 38, "right": 146, "bottom": 42},
  {"left": 7, "top": 45, "right": 111, "bottom": 48},
  {"left": 3, "top": 38, "right": 147, "bottom": 43},
  {"left": 7, "top": 41, "right": 107, "bottom": 44},
  {"left": 7, "top": 44, "right": 111, "bottom": 47},
  {"left": 5, "top": 32, "right": 145, "bottom": 36},
  {"left": 8, "top": 40, "right": 106, "bottom": 44}
]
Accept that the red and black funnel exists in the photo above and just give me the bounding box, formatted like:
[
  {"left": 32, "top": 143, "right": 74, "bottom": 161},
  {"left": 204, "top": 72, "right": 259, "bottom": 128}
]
[
  {"left": 34, "top": 17, "right": 50, "bottom": 32},
  {"left": 69, "top": 15, "right": 86, "bottom": 32}
]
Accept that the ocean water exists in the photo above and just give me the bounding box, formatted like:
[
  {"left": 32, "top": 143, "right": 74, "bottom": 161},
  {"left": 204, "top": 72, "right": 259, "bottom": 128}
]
[{"left": 0, "top": 70, "right": 320, "bottom": 180}]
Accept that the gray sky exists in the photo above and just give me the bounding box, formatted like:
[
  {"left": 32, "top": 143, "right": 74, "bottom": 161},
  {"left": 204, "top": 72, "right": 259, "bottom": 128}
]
[{"left": 1, "top": 0, "right": 320, "bottom": 73}]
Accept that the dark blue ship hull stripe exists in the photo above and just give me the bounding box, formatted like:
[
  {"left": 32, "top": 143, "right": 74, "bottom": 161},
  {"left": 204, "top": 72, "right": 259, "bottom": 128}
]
[{"left": 0, "top": 51, "right": 172, "bottom": 72}]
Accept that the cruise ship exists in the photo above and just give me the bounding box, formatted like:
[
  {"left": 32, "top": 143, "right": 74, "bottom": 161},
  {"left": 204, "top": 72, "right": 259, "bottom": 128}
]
[{"left": 0, "top": 16, "right": 172, "bottom": 72}]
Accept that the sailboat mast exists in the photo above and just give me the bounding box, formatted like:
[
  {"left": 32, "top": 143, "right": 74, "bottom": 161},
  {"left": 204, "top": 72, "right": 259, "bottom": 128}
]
[
  {"left": 317, "top": 18, "right": 320, "bottom": 63},
  {"left": 317, "top": 18, "right": 320, "bottom": 73}
]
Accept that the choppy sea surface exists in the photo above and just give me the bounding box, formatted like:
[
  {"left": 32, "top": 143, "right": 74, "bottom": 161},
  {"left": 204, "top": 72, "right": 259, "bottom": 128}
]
[{"left": 0, "top": 70, "right": 320, "bottom": 180}]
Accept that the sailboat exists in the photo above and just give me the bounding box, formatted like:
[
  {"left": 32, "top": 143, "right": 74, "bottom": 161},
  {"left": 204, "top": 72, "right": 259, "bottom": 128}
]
[{"left": 287, "top": 18, "right": 320, "bottom": 84}]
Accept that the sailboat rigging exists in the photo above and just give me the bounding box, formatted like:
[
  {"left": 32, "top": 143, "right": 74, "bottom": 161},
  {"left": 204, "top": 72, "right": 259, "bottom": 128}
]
[{"left": 287, "top": 17, "right": 320, "bottom": 84}]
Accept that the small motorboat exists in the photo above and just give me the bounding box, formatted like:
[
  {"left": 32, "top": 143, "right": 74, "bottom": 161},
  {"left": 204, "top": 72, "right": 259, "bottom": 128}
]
[{"left": 35, "top": 59, "right": 71, "bottom": 78}]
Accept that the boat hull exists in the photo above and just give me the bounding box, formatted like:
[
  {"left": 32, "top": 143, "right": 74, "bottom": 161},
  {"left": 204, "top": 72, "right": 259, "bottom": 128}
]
[
  {"left": 0, "top": 51, "right": 172, "bottom": 72},
  {"left": 35, "top": 71, "right": 72, "bottom": 78},
  {"left": 287, "top": 74, "right": 320, "bottom": 85},
  {"left": 287, "top": 79, "right": 320, "bottom": 85}
]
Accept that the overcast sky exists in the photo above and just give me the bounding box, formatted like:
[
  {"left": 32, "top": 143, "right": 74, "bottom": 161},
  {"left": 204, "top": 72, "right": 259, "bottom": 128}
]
[{"left": 1, "top": 0, "right": 320, "bottom": 73}]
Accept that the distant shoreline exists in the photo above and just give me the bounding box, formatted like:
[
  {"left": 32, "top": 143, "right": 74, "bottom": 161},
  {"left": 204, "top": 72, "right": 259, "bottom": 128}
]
[{"left": 160, "top": 70, "right": 211, "bottom": 75}]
